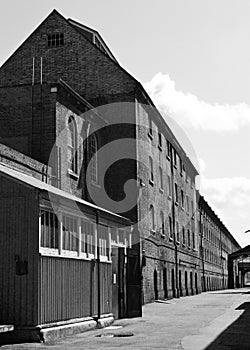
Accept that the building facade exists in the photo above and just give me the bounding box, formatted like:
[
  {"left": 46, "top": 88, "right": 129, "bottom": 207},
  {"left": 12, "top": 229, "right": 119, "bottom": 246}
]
[
  {"left": 198, "top": 195, "right": 241, "bottom": 292},
  {"left": 0, "top": 8, "right": 242, "bottom": 341}
]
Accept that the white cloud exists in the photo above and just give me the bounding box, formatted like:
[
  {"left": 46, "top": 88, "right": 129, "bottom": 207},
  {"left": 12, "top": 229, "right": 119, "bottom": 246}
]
[
  {"left": 199, "top": 174, "right": 250, "bottom": 246},
  {"left": 144, "top": 72, "right": 250, "bottom": 132}
]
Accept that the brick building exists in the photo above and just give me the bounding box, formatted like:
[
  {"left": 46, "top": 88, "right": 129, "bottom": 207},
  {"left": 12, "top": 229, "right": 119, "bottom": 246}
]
[
  {"left": 0, "top": 8, "right": 241, "bottom": 340},
  {"left": 198, "top": 195, "right": 241, "bottom": 292}
]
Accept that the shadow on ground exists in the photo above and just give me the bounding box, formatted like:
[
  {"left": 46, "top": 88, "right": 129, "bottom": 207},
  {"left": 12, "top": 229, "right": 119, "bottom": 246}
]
[{"left": 204, "top": 302, "right": 250, "bottom": 350}]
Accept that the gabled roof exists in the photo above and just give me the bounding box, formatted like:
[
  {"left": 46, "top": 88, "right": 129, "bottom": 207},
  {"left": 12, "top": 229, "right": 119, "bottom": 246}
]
[
  {"left": 230, "top": 245, "right": 250, "bottom": 258},
  {"left": 67, "top": 18, "right": 118, "bottom": 63},
  {"left": 0, "top": 163, "right": 131, "bottom": 224}
]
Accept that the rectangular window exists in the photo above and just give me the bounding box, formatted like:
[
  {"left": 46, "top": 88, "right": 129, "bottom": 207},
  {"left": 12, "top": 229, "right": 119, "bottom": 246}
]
[
  {"left": 168, "top": 175, "right": 172, "bottom": 197},
  {"left": 187, "top": 229, "right": 191, "bottom": 247},
  {"left": 148, "top": 116, "right": 153, "bottom": 137},
  {"left": 48, "top": 33, "right": 64, "bottom": 47},
  {"left": 182, "top": 226, "right": 185, "bottom": 245},
  {"left": 174, "top": 183, "right": 179, "bottom": 204},
  {"left": 159, "top": 166, "right": 163, "bottom": 190},
  {"left": 167, "top": 141, "right": 171, "bottom": 159},
  {"left": 40, "top": 210, "right": 59, "bottom": 249},
  {"left": 81, "top": 219, "right": 94, "bottom": 255},
  {"left": 173, "top": 149, "right": 177, "bottom": 167},
  {"left": 176, "top": 221, "right": 180, "bottom": 242},
  {"left": 149, "top": 156, "right": 154, "bottom": 183},
  {"left": 186, "top": 196, "right": 190, "bottom": 214},
  {"left": 99, "top": 225, "right": 109, "bottom": 258},
  {"left": 62, "top": 215, "right": 78, "bottom": 252},
  {"left": 181, "top": 190, "right": 184, "bottom": 208},
  {"left": 169, "top": 216, "right": 173, "bottom": 239},
  {"left": 192, "top": 231, "right": 196, "bottom": 249},
  {"left": 158, "top": 132, "right": 162, "bottom": 149}
]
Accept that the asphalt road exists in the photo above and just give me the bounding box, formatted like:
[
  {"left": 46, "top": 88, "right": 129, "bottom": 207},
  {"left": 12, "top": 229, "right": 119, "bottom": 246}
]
[{"left": 1, "top": 288, "right": 250, "bottom": 350}]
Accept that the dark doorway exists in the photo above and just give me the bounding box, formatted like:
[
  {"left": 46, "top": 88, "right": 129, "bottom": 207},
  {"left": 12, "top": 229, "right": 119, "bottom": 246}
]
[
  {"left": 190, "top": 271, "right": 193, "bottom": 294},
  {"left": 195, "top": 273, "right": 198, "bottom": 294},
  {"left": 154, "top": 269, "right": 158, "bottom": 300},
  {"left": 112, "top": 247, "right": 126, "bottom": 319},
  {"left": 185, "top": 271, "right": 188, "bottom": 296},
  {"left": 163, "top": 267, "right": 168, "bottom": 299},
  {"left": 179, "top": 270, "right": 183, "bottom": 296},
  {"left": 171, "top": 269, "right": 175, "bottom": 298}
]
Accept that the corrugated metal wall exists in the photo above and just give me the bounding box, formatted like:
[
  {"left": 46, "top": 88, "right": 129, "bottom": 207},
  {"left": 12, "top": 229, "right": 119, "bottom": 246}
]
[
  {"left": 0, "top": 175, "right": 39, "bottom": 326},
  {"left": 38, "top": 256, "right": 111, "bottom": 324}
]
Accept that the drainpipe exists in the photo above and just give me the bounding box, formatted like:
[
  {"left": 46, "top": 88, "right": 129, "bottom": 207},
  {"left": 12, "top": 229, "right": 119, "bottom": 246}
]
[
  {"left": 96, "top": 210, "right": 101, "bottom": 321},
  {"left": 170, "top": 147, "right": 179, "bottom": 298}
]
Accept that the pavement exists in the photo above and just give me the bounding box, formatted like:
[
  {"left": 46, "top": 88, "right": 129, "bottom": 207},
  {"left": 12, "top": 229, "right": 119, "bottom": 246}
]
[{"left": 1, "top": 287, "right": 250, "bottom": 350}]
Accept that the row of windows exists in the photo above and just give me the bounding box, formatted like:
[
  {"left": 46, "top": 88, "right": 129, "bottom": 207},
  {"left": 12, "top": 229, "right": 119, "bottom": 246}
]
[
  {"left": 148, "top": 157, "right": 194, "bottom": 214},
  {"left": 68, "top": 116, "right": 98, "bottom": 183},
  {"left": 40, "top": 209, "right": 132, "bottom": 261},
  {"left": 149, "top": 206, "right": 196, "bottom": 249},
  {"left": 203, "top": 248, "right": 221, "bottom": 265},
  {"left": 147, "top": 116, "right": 194, "bottom": 187}
]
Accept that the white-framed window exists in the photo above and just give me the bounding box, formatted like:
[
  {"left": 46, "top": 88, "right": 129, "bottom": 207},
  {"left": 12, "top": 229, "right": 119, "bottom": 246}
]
[
  {"left": 98, "top": 224, "right": 109, "bottom": 259},
  {"left": 62, "top": 214, "right": 78, "bottom": 252},
  {"left": 81, "top": 219, "right": 94, "bottom": 256},
  {"left": 40, "top": 210, "right": 59, "bottom": 249},
  {"left": 48, "top": 33, "right": 64, "bottom": 47},
  {"left": 68, "top": 116, "right": 78, "bottom": 174},
  {"left": 89, "top": 134, "right": 98, "bottom": 183}
]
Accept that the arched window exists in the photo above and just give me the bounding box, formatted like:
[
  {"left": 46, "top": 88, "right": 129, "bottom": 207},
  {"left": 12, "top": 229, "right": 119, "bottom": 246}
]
[
  {"left": 160, "top": 211, "right": 165, "bottom": 235},
  {"left": 68, "top": 116, "right": 77, "bottom": 174},
  {"left": 88, "top": 134, "right": 98, "bottom": 183},
  {"left": 150, "top": 205, "right": 155, "bottom": 232},
  {"left": 149, "top": 156, "right": 154, "bottom": 183}
]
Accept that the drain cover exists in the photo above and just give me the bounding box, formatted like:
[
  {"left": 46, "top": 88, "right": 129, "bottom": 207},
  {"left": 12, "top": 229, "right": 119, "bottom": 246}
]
[{"left": 96, "top": 332, "right": 134, "bottom": 338}]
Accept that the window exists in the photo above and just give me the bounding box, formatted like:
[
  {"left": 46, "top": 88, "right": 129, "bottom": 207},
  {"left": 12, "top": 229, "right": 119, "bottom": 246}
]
[
  {"left": 168, "top": 175, "right": 172, "bottom": 197},
  {"left": 192, "top": 231, "right": 196, "bottom": 249},
  {"left": 169, "top": 216, "right": 173, "bottom": 239},
  {"left": 148, "top": 115, "right": 153, "bottom": 137},
  {"left": 81, "top": 219, "right": 94, "bottom": 255},
  {"left": 68, "top": 116, "right": 78, "bottom": 174},
  {"left": 89, "top": 134, "right": 98, "bottom": 183},
  {"left": 160, "top": 211, "right": 165, "bottom": 236},
  {"left": 48, "top": 33, "right": 64, "bottom": 47},
  {"left": 158, "top": 132, "right": 162, "bottom": 149},
  {"left": 187, "top": 229, "right": 191, "bottom": 247},
  {"left": 62, "top": 215, "right": 78, "bottom": 252},
  {"left": 182, "top": 226, "right": 186, "bottom": 245},
  {"left": 167, "top": 141, "right": 171, "bottom": 159},
  {"left": 99, "top": 225, "right": 109, "bottom": 258},
  {"left": 40, "top": 210, "right": 59, "bottom": 249},
  {"left": 149, "top": 156, "right": 154, "bottom": 183},
  {"left": 191, "top": 200, "right": 194, "bottom": 218},
  {"left": 186, "top": 195, "right": 190, "bottom": 214},
  {"left": 176, "top": 221, "right": 180, "bottom": 242},
  {"left": 174, "top": 183, "right": 179, "bottom": 204},
  {"left": 181, "top": 189, "right": 184, "bottom": 208},
  {"left": 150, "top": 205, "right": 155, "bottom": 232},
  {"left": 159, "top": 166, "right": 163, "bottom": 190},
  {"left": 180, "top": 158, "right": 183, "bottom": 175},
  {"left": 173, "top": 149, "right": 177, "bottom": 167}
]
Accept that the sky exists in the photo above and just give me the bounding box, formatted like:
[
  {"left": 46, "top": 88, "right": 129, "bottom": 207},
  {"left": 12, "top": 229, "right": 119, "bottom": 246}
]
[{"left": 1, "top": 0, "right": 250, "bottom": 246}]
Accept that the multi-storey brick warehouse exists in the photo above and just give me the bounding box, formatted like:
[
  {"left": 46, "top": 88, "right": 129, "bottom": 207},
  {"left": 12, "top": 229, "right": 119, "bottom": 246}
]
[{"left": 0, "top": 9, "right": 241, "bottom": 334}]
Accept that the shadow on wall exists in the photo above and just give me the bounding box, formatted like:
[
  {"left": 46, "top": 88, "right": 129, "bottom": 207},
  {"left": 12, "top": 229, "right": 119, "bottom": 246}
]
[{"left": 204, "top": 302, "right": 250, "bottom": 350}]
